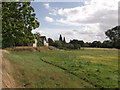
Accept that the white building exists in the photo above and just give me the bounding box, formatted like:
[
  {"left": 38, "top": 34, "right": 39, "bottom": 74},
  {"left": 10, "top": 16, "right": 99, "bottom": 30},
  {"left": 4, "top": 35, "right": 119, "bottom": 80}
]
[
  {"left": 40, "top": 36, "right": 49, "bottom": 46},
  {"left": 33, "top": 39, "right": 37, "bottom": 48}
]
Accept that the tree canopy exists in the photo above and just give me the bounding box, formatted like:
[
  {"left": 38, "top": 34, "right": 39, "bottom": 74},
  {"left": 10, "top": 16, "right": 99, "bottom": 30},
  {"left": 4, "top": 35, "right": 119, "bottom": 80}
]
[
  {"left": 2, "top": 2, "right": 39, "bottom": 48},
  {"left": 105, "top": 26, "right": 120, "bottom": 48},
  {"left": 48, "top": 38, "right": 54, "bottom": 46}
]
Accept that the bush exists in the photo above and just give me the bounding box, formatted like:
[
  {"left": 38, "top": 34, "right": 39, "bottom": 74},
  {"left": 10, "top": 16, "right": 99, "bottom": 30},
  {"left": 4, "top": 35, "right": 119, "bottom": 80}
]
[
  {"left": 73, "top": 44, "right": 81, "bottom": 49},
  {"left": 52, "top": 41, "right": 63, "bottom": 48},
  {"left": 65, "top": 44, "right": 74, "bottom": 49}
]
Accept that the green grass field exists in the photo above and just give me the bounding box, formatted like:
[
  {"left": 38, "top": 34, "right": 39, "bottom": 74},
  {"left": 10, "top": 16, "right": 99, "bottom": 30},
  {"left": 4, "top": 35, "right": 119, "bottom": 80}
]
[{"left": 3, "top": 48, "right": 118, "bottom": 88}]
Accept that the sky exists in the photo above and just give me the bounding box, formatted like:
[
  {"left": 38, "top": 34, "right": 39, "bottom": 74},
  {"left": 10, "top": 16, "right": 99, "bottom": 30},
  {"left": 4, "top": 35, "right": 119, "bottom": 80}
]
[{"left": 31, "top": 0, "right": 118, "bottom": 42}]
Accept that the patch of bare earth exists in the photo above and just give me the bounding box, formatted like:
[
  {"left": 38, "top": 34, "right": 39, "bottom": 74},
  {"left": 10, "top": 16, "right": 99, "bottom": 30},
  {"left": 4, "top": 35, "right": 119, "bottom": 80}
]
[{"left": 2, "top": 50, "right": 16, "bottom": 88}]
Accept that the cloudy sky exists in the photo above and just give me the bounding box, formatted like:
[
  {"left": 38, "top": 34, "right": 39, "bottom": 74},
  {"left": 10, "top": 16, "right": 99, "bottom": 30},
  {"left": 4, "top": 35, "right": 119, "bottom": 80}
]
[{"left": 31, "top": 0, "right": 118, "bottom": 42}]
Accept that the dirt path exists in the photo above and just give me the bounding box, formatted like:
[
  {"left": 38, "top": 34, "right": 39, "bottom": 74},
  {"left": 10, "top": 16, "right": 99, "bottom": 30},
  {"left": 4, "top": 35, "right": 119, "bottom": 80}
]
[{"left": 1, "top": 49, "right": 16, "bottom": 88}]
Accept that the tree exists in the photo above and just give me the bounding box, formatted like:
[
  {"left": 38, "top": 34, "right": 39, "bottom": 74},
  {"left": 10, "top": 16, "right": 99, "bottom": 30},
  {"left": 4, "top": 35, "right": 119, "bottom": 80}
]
[
  {"left": 69, "top": 39, "right": 81, "bottom": 49},
  {"left": 63, "top": 37, "right": 66, "bottom": 43},
  {"left": 73, "top": 44, "right": 81, "bottom": 49},
  {"left": 48, "top": 38, "right": 54, "bottom": 46},
  {"left": 34, "top": 33, "right": 43, "bottom": 46},
  {"left": 52, "top": 41, "right": 62, "bottom": 48},
  {"left": 69, "top": 39, "right": 84, "bottom": 47},
  {"left": 105, "top": 26, "right": 120, "bottom": 48},
  {"left": 84, "top": 42, "right": 92, "bottom": 47},
  {"left": 102, "top": 40, "right": 113, "bottom": 48},
  {"left": 59, "top": 34, "right": 62, "bottom": 42},
  {"left": 78, "top": 40, "right": 84, "bottom": 47},
  {"left": 2, "top": 2, "right": 39, "bottom": 48},
  {"left": 70, "top": 39, "right": 79, "bottom": 44},
  {"left": 65, "top": 43, "right": 74, "bottom": 49},
  {"left": 91, "top": 41, "right": 102, "bottom": 48}
]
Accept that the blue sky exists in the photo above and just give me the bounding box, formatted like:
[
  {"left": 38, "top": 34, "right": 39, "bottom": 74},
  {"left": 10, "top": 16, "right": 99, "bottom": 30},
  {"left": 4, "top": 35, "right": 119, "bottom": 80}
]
[
  {"left": 31, "top": 2, "right": 84, "bottom": 29},
  {"left": 31, "top": 0, "right": 118, "bottom": 42}
]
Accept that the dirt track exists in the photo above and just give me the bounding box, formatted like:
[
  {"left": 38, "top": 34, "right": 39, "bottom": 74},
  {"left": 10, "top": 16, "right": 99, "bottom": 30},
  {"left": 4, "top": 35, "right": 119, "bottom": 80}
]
[{"left": 1, "top": 50, "right": 16, "bottom": 88}]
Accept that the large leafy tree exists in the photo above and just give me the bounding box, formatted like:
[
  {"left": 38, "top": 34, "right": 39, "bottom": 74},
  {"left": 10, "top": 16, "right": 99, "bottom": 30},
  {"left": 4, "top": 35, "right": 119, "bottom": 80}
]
[
  {"left": 105, "top": 26, "right": 120, "bottom": 48},
  {"left": 2, "top": 2, "right": 39, "bottom": 48}
]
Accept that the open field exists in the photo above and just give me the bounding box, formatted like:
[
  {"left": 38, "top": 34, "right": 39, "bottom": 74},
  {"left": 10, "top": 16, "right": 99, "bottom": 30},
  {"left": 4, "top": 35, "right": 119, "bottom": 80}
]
[{"left": 3, "top": 48, "right": 118, "bottom": 88}]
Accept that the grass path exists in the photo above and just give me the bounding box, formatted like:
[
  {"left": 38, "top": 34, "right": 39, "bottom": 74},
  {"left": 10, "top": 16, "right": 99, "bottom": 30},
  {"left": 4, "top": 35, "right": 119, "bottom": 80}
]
[{"left": 41, "top": 58, "right": 99, "bottom": 88}]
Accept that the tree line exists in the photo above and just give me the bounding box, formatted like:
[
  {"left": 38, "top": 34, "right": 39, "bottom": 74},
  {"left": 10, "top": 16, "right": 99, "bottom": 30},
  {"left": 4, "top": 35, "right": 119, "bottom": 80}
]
[
  {"left": 48, "top": 26, "right": 120, "bottom": 49},
  {"left": 48, "top": 35, "right": 81, "bottom": 50}
]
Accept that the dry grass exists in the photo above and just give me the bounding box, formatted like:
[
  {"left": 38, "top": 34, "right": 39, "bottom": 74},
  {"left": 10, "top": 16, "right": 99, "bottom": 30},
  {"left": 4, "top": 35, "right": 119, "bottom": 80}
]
[
  {"left": 79, "top": 54, "right": 118, "bottom": 67},
  {"left": 2, "top": 56, "right": 16, "bottom": 88},
  {"left": 6, "top": 46, "right": 57, "bottom": 52},
  {"left": 80, "top": 55, "right": 118, "bottom": 61},
  {"left": 90, "top": 60, "right": 117, "bottom": 67},
  {"left": 83, "top": 47, "right": 118, "bottom": 50}
]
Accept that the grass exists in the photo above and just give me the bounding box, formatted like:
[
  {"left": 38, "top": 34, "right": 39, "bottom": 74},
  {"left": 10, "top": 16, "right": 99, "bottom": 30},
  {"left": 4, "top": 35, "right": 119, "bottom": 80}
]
[{"left": 3, "top": 48, "right": 118, "bottom": 88}]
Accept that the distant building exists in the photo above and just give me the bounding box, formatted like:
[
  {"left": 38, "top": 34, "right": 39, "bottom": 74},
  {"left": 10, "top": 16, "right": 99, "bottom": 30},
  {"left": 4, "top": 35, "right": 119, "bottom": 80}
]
[{"left": 40, "top": 36, "right": 49, "bottom": 46}]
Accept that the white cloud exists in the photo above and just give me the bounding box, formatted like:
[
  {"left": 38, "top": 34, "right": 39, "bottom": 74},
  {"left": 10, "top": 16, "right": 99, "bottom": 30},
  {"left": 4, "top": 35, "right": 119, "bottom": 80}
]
[
  {"left": 43, "top": 3, "right": 50, "bottom": 9},
  {"left": 42, "top": 0, "right": 118, "bottom": 42},
  {"left": 43, "top": 3, "right": 58, "bottom": 15},
  {"left": 44, "top": 0, "right": 118, "bottom": 28},
  {"left": 45, "top": 16, "right": 54, "bottom": 22},
  {"left": 44, "top": 0, "right": 118, "bottom": 30},
  {"left": 55, "top": 0, "right": 118, "bottom": 28}
]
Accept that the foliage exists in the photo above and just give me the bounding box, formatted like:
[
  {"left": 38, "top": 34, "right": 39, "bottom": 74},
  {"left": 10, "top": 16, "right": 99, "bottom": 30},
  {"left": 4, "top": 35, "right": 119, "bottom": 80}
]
[
  {"left": 63, "top": 43, "right": 74, "bottom": 49},
  {"left": 84, "top": 42, "right": 92, "bottom": 47},
  {"left": 63, "top": 37, "right": 66, "bottom": 43},
  {"left": 70, "top": 39, "right": 79, "bottom": 44},
  {"left": 105, "top": 26, "right": 120, "bottom": 48},
  {"left": 70, "top": 39, "right": 84, "bottom": 47},
  {"left": 52, "top": 41, "right": 63, "bottom": 48},
  {"left": 2, "top": 2, "right": 39, "bottom": 48},
  {"left": 50, "top": 35, "right": 81, "bottom": 50},
  {"left": 102, "top": 40, "right": 113, "bottom": 48},
  {"left": 48, "top": 38, "right": 54, "bottom": 46},
  {"left": 78, "top": 41, "right": 84, "bottom": 47},
  {"left": 91, "top": 41, "right": 102, "bottom": 48},
  {"left": 73, "top": 44, "right": 81, "bottom": 49},
  {"left": 52, "top": 40, "right": 81, "bottom": 50},
  {"left": 59, "top": 34, "right": 62, "bottom": 42},
  {"left": 34, "top": 33, "right": 43, "bottom": 46}
]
